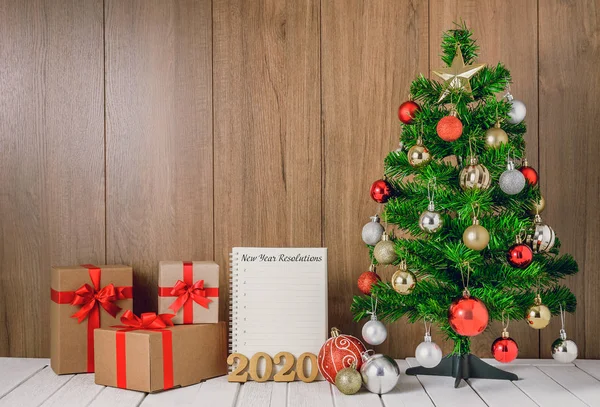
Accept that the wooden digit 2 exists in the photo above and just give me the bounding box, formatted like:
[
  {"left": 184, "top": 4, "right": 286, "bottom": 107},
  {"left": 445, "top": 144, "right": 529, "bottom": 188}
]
[{"left": 227, "top": 352, "right": 318, "bottom": 383}]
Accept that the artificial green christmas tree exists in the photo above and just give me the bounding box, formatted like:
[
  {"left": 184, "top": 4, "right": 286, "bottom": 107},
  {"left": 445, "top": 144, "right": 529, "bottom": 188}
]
[{"left": 353, "top": 24, "right": 578, "bottom": 387}]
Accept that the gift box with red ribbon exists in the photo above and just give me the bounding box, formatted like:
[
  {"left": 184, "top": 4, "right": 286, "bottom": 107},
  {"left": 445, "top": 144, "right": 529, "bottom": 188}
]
[
  {"left": 94, "top": 311, "right": 228, "bottom": 392},
  {"left": 158, "top": 261, "right": 219, "bottom": 324},
  {"left": 50, "top": 264, "right": 133, "bottom": 374}
]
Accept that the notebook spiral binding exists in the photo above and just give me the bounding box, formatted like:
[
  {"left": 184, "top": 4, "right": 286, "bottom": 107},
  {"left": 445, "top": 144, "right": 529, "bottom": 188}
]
[{"left": 228, "top": 251, "right": 239, "bottom": 372}]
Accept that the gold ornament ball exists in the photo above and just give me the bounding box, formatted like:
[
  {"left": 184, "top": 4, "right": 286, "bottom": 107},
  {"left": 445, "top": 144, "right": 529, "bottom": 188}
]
[
  {"left": 374, "top": 234, "right": 397, "bottom": 265},
  {"left": 459, "top": 157, "right": 491, "bottom": 190},
  {"left": 407, "top": 144, "right": 431, "bottom": 167},
  {"left": 526, "top": 304, "right": 551, "bottom": 329},
  {"left": 484, "top": 122, "right": 508, "bottom": 148},
  {"left": 463, "top": 224, "right": 490, "bottom": 251},
  {"left": 391, "top": 268, "right": 416, "bottom": 295},
  {"left": 529, "top": 195, "right": 546, "bottom": 215},
  {"left": 335, "top": 366, "right": 363, "bottom": 395}
]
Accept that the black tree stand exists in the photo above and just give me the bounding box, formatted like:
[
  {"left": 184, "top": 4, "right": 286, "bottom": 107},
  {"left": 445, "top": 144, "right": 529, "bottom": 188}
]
[{"left": 405, "top": 354, "right": 518, "bottom": 388}]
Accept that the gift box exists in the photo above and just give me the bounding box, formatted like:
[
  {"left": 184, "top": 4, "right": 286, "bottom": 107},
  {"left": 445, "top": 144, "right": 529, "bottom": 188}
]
[
  {"left": 94, "top": 312, "right": 228, "bottom": 392},
  {"left": 50, "top": 264, "right": 133, "bottom": 374},
  {"left": 158, "top": 261, "right": 219, "bottom": 324}
]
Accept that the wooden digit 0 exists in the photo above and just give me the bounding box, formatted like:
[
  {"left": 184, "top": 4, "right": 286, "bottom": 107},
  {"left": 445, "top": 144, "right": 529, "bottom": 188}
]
[
  {"left": 273, "top": 352, "right": 296, "bottom": 382},
  {"left": 248, "top": 352, "right": 274, "bottom": 382},
  {"left": 227, "top": 353, "right": 249, "bottom": 383},
  {"left": 296, "top": 352, "right": 319, "bottom": 383}
]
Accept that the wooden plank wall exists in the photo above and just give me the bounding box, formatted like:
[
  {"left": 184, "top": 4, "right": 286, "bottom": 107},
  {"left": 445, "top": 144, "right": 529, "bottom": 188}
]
[{"left": 0, "top": 0, "right": 598, "bottom": 359}]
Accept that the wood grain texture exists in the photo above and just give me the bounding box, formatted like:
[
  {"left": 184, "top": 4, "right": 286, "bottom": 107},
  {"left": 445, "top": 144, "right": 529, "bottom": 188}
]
[
  {"left": 212, "top": 0, "right": 322, "bottom": 322},
  {"left": 429, "top": 0, "right": 540, "bottom": 358},
  {"left": 321, "top": 0, "right": 429, "bottom": 357},
  {"left": 0, "top": 0, "right": 105, "bottom": 357},
  {"left": 105, "top": 0, "right": 213, "bottom": 314},
  {"left": 539, "top": 0, "right": 600, "bottom": 359}
]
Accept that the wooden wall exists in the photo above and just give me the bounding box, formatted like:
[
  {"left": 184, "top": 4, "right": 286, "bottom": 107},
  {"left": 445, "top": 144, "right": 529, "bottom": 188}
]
[{"left": 0, "top": 0, "right": 598, "bottom": 359}]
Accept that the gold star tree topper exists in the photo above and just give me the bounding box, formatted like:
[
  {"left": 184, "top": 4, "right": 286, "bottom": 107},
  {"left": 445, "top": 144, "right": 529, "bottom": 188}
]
[{"left": 432, "top": 45, "right": 485, "bottom": 102}]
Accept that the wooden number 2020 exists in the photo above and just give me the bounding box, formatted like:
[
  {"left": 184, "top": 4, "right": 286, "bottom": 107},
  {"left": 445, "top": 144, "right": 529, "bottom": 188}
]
[{"left": 227, "top": 352, "right": 318, "bottom": 383}]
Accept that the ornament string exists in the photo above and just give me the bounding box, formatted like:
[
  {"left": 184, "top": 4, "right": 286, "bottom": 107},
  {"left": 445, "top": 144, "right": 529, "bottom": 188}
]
[
  {"left": 423, "top": 316, "right": 432, "bottom": 337},
  {"left": 471, "top": 202, "right": 481, "bottom": 220},
  {"left": 427, "top": 177, "right": 436, "bottom": 206},
  {"left": 559, "top": 303, "right": 567, "bottom": 338},
  {"left": 367, "top": 295, "right": 378, "bottom": 320},
  {"left": 460, "top": 264, "right": 471, "bottom": 297},
  {"left": 501, "top": 311, "right": 509, "bottom": 333}
]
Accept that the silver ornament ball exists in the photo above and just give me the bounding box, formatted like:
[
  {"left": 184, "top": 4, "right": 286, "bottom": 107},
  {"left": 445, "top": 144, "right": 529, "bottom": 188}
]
[
  {"left": 499, "top": 162, "right": 526, "bottom": 195},
  {"left": 362, "top": 215, "right": 385, "bottom": 245},
  {"left": 528, "top": 214, "right": 556, "bottom": 253},
  {"left": 362, "top": 316, "right": 388, "bottom": 346},
  {"left": 360, "top": 353, "right": 400, "bottom": 394},
  {"left": 419, "top": 202, "right": 443, "bottom": 233},
  {"left": 507, "top": 99, "right": 527, "bottom": 124},
  {"left": 551, "top": 329, "right": 578, "bottom": 363},
  {"left": 415, "top": 334, "right": 443, "bottom": 368}
]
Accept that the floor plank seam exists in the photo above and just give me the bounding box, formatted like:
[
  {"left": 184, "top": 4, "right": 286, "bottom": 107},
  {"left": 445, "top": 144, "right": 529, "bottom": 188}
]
[
  {"left": 463, "top": 379, "right": 490, "bottom": 407},
  {"left": 35, "top": 367, "right": 77, "bottom": 406},
  {"left": 535, "top": 366, "right": 592, "bottom": 407},
  {"left": 411, "top": 374, "right": 436, "bottom": 407},
  {"left": 84, "top": 385, "right": 107, "bottom": 407},
  {"left": 0, "top": 362, "right": 49, "bottom": 400},
  {"left": 573, "top": 363, "right": 600, "bottom": 383}
]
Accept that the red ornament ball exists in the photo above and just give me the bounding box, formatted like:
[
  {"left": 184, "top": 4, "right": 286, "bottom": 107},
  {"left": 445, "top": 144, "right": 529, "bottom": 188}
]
[
  {"left": 491, "top": 337, "right": 519, "bottom": 363},
  {"left": 436, "top": 115, "right": 463, "bottom": 141},
  {"left": 507, "top": 243, "right": 533, "bottom": 269},
  {"left": 370, "top": 179, "right": 392, "bottom": 203},
  {"left": 357, "top": 271, "right": 381, "bottom": 295},
  {"left": 318, "top": 328, "right": 366, "bottom": 384},
  {"left": 448, "top": 296, "right": 489, "bottom": 336},
  {"left": 398, "top": 101, "right": 420, "bottom": 124},
  {"left": 519, "top": 165, "right": 538, "bottom": 186}
]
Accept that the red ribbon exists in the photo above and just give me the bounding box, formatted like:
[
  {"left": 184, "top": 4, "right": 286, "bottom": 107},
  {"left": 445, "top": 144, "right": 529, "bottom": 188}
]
[
  {"left": 158, "top": 262, "right": 218, "bottom": 324},
  {"left": 50, "top": 264, "right": 133, "bottom": 372},
  {"left": 114, "top": 311, "right": 174, "bottom": 390}
]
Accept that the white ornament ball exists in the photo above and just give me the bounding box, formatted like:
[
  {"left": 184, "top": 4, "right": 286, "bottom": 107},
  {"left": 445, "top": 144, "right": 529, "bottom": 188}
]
[
  {"left": 362, "top": 317, "right": 388, "bottom": 346},
  {"left": 499, "top": 168, "right": 526, "bottom": 195},
  {"left": 360, "top": 353, "right": 400, "bottom": 394},
  {"left": 362, "top": 215, "right": 385, "bottom": 245},
  {"left": 415, "top": 336, "right": 443, "bottom": 368},
  {"left": 508, "top": 99, "right": 527, "bottom": 124},
  {"left": 419, "top": 204, "right": 443, "bottom": 234}
]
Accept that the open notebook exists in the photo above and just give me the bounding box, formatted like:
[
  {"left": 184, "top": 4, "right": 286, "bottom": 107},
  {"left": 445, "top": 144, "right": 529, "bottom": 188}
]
[{"left": 229, "top": 247, "right": 328, "bottom": 378}]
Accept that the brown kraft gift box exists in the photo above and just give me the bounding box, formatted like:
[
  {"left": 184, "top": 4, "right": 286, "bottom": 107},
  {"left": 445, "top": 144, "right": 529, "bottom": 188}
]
[
  {"left": 158, "top": 261, "right": 219, "bottom": 324},
  {"left": 94, "top": 320, "right": 228, "bottom": 392},
  {"left": 50, "top": 264, "right": 133, "bottom": 374}
]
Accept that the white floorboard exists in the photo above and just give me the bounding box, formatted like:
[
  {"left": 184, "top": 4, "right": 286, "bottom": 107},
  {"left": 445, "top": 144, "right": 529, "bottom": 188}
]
[
  {"left": 538, "top": 365, "right": 600, "bottom": 407},
  {"left": 141, "top": 383, "right": 204, "bottom": 407},
  {"left": 381, "top": 360, "right": 435, "bottom": 407},
  {"left": 0, "top": 357, "right": 49, "bottom": 398},
  {"left": 40, "top": 374, "right": 104, "bottom": 407},
  {"left": 87, "top": 387, "right": 146, "bottom": 407},
  {"left": 0, "top": 366, "right": 72, "bottom": 407},
  {"left": 287, "top": 380, "right": 333, "bottom": 407},
  {"left": 189, "top": 376, "right": 239, "bottom": 407},
  {"left": 576, "top": 359, "right": 600, "bottom": 381},
  {"left": 0, "top": 358, "right": 598, "bottom": 406},
  {"left": 405, "top": 358, "right": 487, "bottom": 407},
  {"left": 502, "top": 364, "right": 588, "bottom": 407},
  {"left": 331, "top": 385, "right": 383, "bottom": 407}
]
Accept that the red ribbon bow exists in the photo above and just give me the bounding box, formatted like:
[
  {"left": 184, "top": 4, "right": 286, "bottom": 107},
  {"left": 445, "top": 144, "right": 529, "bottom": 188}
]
[
  {"left": 115, "top": 310, "right": 175, "bottom": 331},
  {"left": 168, "top": 279, "right": 213, "bottom": 313},
  {"left": 71, "top": 283, "right": 122, "bottom": 323}
]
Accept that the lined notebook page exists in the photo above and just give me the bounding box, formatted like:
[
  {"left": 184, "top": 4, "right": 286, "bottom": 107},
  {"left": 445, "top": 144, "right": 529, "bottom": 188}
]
[{"left": 230, "top": 248, "right": 328, "bottom": 367}]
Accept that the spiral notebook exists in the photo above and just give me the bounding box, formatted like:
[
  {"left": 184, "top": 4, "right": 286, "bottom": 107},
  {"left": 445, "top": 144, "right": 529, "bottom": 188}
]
[{"left": 229, "top": 247, "right": 328, "bottom": 377}]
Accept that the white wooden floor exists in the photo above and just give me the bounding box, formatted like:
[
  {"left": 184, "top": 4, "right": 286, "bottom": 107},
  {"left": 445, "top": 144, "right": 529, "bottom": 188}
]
[{"left": 1, "top": 358, "right": 599, "bottom": 407}]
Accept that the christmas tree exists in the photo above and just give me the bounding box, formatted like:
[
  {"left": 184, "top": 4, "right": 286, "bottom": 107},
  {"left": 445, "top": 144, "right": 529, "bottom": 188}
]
[{"left": 352, "top": 24, "right": 578, "bottom": 385}]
